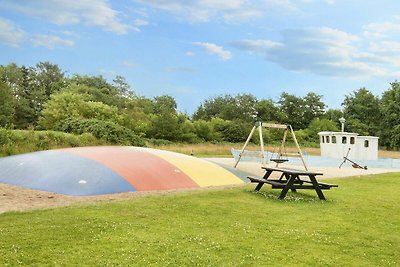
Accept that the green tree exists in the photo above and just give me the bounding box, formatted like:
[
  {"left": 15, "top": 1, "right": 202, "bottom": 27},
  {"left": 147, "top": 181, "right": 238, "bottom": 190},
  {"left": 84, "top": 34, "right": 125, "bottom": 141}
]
[
  {"left": 278, "top": 92, "right": 305, "bottom": 129},
  {"left": 68, "top": 75, "right": 126, "bottom": 108},
  {"left": 0, "top": 62, "right": 66, "bottom": 128},
  {"left": 113, "top": 75, "right": 135, "bottom": 99},
  {"left": 255, "top": 99, "right": 285, "bottom": 123},
  {"left": 121, "top": 98, "right": 152, "bottom": 136},
  {"left": 278, "top": 92, "right": 326, "bottom": 130},
  {"left": 193, "top": 120, "right": 215, "bottom": 141},
  {"left": 0, "top": 82, "right": 15, "bottom": 127},
  {"left": 148, "top": 112, "right": 180, "bottom": 141},
  {"left": 33, "top": 61, "right": 65, "bottom": 98},
  {"left": 152, "top": 95, "right": 177, "bottom": 114},
  {"left": 342, "top": 88, "right": 380, "bottom": 135},
  {"left": 220, "top": 120, "right": 251, "bottom": 143},
  {"left": 193, "top": 94, "right": 257, "bottom": 122},
  {"left": 39, "top": 90, "right": 121, "bottom": 130},
  {"left": 303, "top": 92, "right": 325, "bottom": 124},
  {"left": 323, "top": 109, "right": 344, "bottom": 127},
  {"left": 306, "top": 118, "right": 340, "bottom": 143},
  {"left": 379, "top": 82, "right": 400, "bottom": 148}
]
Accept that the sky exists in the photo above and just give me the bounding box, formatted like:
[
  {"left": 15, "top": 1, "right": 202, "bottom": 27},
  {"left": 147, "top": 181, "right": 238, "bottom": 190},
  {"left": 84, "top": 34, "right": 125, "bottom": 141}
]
[{"left": 1, "top": 0, "right": 400, "bottom": 115}]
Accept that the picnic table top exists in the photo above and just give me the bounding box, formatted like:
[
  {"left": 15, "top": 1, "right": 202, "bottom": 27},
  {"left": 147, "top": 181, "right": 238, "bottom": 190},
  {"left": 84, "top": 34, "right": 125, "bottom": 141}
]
[{"left": 261, "top": 166, "right": 324, "bottom": 176}]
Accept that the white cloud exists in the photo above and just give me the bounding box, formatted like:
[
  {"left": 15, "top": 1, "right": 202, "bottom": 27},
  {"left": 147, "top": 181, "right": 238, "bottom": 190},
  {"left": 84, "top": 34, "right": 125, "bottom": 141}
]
[
  {"left": 264, "top": 0, "right": 299, "bottom": 13},
  {"left": 223, "top": 9, "right": 264, "bottom": 23},
  {"left": 31, "top": 34, "right": 74, "bottom": 49},
  {"left": 185, "top": 51, "right": 194, "bottom": 56},
  {"left": 0, "top": 0, "right": 131, "bottom": 34},
  {"left": 361, "top": 20, "right": 400, "bottom": 68},
  {"left": 0, "top": 17, "right": 26, "bottom": 47},
  {"left": 234, "top": 27, "right": 390, "bottom": 78},
  {"left": 233, "top": 39, "right": 283, "bottom": 54},
  {"left": 165, "top": 66, "right": 196, "bottom": 73},
  {"left": 299, "top": 0, "right": 335, "bottom": 4},
  {"left": 132, "top": 18, "right": 149, "bottom": 32},
  {"left": 363, "top": 21, "right": 400, "bottom": 39},
  {"left": 194, "top": 42, "right": 232, "bottom": 60},
  {"left": 133, "top": 0, "right": 259, "bottom": 23}
]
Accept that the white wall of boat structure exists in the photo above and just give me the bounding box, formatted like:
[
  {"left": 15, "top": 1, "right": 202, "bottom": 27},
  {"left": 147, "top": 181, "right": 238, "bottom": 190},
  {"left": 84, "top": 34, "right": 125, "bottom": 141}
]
[{"left": 318, "top": 117, "right": 379, "bottom": 161}]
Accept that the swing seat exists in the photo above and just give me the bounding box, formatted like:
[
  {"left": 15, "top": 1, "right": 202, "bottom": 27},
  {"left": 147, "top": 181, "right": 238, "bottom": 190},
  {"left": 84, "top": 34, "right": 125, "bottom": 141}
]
[{"left": 270, "top": 158, "right": 289, "bottom": 164}]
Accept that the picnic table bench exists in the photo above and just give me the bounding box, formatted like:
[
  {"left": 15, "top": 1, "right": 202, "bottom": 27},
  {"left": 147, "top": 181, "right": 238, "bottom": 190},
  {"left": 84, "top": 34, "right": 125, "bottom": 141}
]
[{"left": 248, "top": 166, "right": 338, "bottom": 200}]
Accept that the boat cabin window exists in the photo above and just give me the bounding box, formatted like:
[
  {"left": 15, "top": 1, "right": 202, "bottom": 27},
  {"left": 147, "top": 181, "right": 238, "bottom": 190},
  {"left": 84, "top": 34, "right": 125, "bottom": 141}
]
[
  {"left": 364, "top": 140, "right": 369, "bottom": 147},
  {"left": 332, "top": 136, "right": 336, "bottom": 143},
  {"left": 326, "top": 136, "right": 330, "bottom": 143},
  {"left": 342, "top": 136, "right": 347, "bottom": 144},
  {"left": 321, "top": 136, "right": 325, "bottom": 143},
  {"left": 350, "top": 137, "right": 355, "bottom": 144}
]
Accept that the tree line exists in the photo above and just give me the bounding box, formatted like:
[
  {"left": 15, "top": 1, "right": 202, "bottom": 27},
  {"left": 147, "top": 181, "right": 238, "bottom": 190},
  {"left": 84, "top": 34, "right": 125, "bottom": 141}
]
[{"left": 1, "top": 61, "right": 400, "bottom": 148}]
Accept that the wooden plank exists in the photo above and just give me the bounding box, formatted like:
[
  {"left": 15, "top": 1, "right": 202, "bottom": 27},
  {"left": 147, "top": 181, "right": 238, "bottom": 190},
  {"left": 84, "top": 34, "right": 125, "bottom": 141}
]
[
  {"left": 300, "top": 180, "right": 338, "bottom": 188},
  {"left": 289, "top": 124, "right": 308, "bottom": 171},
  {"left": 262, "top": 166, "right": 323, "bottom": 176},
  {"left": 261, "top": 123, "right": 288, "bottom": 129},
  {"left": 234, "top": 125, "right": 257, "bottom": 168},
  {"left": 247, "top": 176, "right": 268, "bottom": 183}
]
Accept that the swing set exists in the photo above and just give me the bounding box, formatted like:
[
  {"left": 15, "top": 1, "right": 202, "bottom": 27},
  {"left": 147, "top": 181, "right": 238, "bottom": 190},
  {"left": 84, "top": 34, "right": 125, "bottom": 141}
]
[{"left": 233, "top": 122, "right": 308, "bottom": 170}]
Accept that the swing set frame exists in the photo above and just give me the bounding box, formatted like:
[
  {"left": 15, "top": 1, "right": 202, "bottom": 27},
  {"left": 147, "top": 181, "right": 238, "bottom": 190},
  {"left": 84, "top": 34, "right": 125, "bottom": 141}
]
[{"left": 233, "top": 122, "right": 308, "bottom": 170}]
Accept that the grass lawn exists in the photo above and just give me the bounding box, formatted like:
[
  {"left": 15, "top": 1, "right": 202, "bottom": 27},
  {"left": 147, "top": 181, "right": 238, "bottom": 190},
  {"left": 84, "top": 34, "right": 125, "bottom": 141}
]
[{"left": 1, "top": 173, "right": 399, "bottom": 266}]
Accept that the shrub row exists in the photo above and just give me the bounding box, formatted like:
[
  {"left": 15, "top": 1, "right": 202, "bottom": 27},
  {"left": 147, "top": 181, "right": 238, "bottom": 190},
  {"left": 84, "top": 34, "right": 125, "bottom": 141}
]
[
  {"left": 0, "top": 128, "right": 108, "bottom": 157},
  {"left": 54, "top": 118, "right": 145, "bottom": 147}
]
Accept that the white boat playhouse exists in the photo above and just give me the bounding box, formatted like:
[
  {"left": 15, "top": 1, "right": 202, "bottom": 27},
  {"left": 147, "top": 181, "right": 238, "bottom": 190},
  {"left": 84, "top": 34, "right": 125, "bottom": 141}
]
[{"left": 318, "top": 117, "right": 379, "bottom": 161}]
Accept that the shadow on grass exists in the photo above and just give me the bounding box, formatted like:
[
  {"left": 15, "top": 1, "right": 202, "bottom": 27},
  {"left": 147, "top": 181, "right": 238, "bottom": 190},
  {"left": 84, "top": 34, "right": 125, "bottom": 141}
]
[{"left": 249, "top": 189, "right": 333, "bottom": 203}]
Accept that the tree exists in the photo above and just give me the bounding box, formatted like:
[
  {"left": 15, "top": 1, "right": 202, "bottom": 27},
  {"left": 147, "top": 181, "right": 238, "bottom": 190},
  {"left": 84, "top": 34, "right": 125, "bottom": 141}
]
[
  {"left": 306, "top": 118, "right": 340, "bottom": 143},
  {"left": 323, "top": 109, "right": 343, "bottom": 127},
  {"left": 303, "top": 92, "right": 325, "bottom": 124},
  {"left": 68, "top": 75, "right": 126, "bottom": 108},
  {"left": 193, "top": 120, "right": 215, "bottom": 141},
  {"left": 278, "top": 92, "right": 326, "bottom": 130},
  {"left": 0, "top": 62, "right": 66, "bottom": 128},
  {"left": 152, "top": 95, "right": 177, "bottom": 114},
  {"left": 113, "top": 75, "right": 135, "bottom": 99},
  {"left": 255, "top": 99, "right": 285, "bottom": 123},
  {"left": 147, "top": 112, "right": 180, "bottom": 141},
  {"left": 32, "top": 61, "right": 65, "bottom": 98},
  {"left": 278, "top": 92, "right": 305, "bottom": 129},
  {"left": 0, "top": 82, "right": 15, "bottom": 127},
  {"left": 193, "top": 94, "right": 257, "bottom": 122},
  {"left": 379, "top": 82, "right": 400, "bottom": 148},
  {"left": 342, "top": 88, "right": 380, "bottom": 135},
  {"left": 220, "top": 120, "right": 251, "bottom": 143},
  {"left": 39, "top": 89, "right": 121, "bottom": 130}
]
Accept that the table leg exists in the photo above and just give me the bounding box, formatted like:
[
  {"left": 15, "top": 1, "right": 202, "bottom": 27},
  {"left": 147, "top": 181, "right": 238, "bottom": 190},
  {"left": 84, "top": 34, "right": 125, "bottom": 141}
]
[
  {"left": 263, "top": 170, "right": 273, "bottom": 179},
  {"left": 278, "top": 174, "right": 296, "bottom": 199},
  {"left": 309, "top": 175, "right": 325, "bottom": 200},
  {"left": 253, "top": 170, "right": 273, "bottom": 191},
  {"left": 255, "top": 182, "right": 264, "bottom": 191}
]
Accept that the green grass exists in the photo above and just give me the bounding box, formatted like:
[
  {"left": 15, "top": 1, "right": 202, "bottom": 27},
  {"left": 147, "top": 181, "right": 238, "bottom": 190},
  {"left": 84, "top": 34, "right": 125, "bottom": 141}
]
[{"left": 1, "top": 173, "right": 399, "bottom": 266}]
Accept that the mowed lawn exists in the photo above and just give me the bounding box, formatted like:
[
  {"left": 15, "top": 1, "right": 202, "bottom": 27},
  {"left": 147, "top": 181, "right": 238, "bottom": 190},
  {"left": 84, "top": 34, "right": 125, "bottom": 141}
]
[{"left": 1, "top": 173, "right": 399, "bottom": 266}]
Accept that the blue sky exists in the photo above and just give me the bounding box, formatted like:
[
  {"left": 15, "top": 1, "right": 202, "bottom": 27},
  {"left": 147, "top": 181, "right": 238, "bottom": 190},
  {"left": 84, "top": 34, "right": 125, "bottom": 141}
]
[{"left": 1, "top": 0, "right": 400, "bottom": 114}]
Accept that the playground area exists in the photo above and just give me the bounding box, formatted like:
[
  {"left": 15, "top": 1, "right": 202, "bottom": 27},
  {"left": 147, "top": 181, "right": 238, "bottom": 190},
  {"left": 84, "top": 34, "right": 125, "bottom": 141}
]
[
  {"left": 1, "top": 153, "right": 399, "bottom": 213},
  {"left": 1, "top": 145, "right": 400, "bottom": 265}
]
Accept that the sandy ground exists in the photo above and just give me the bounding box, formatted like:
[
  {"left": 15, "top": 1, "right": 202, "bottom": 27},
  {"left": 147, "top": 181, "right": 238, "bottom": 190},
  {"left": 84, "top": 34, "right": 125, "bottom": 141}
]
[{"left": 1, "top": 158, "right": 400, "bottom": 214}]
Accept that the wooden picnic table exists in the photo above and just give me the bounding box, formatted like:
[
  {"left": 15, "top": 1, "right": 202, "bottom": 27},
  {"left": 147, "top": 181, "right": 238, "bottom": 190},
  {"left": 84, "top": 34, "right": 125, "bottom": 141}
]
[{"left": 248, "top": 166, "right": 338, "bottom": 200}]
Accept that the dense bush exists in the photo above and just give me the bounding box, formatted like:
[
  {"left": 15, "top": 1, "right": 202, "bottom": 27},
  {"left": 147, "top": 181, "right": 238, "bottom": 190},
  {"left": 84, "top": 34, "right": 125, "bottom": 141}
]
[
  {"left": 0, "top": 128, "right": 107, "bottom": 156},
  {"left": 54, "top": 118, "right": 145, "bottom": 146}
]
